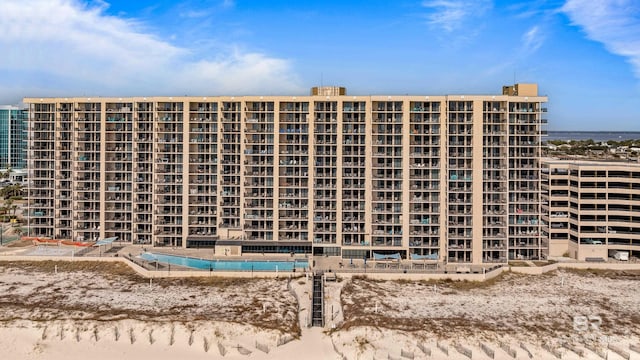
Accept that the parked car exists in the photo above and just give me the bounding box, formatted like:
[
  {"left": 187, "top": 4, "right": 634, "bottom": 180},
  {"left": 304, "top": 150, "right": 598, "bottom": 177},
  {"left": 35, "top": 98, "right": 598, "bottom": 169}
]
[{"left": 582, "top": 238, "right": 603, "bottom": 245}]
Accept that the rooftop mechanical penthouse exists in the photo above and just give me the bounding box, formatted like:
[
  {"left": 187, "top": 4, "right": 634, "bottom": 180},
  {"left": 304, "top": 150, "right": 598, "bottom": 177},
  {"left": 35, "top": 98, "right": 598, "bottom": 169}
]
[{"left": 25, "top": 84, "right": 548, "bottom": 265}]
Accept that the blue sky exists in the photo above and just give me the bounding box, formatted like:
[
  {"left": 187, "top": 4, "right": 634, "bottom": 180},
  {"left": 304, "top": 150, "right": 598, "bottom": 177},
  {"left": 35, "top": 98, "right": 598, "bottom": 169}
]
[{"left": 1, "top": 0, "right": 639, "bottom": 130}]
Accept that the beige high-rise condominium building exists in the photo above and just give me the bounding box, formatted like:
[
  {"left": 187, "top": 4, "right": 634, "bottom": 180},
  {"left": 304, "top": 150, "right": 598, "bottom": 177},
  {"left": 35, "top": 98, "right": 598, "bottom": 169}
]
[{"left": 24, "top": 83, "right": 547, "bottom": 264}]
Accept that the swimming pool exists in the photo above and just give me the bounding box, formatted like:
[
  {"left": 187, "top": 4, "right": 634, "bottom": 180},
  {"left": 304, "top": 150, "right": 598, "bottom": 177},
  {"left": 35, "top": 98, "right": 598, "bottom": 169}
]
[{"left": 139, "top": 252, "right": 309, "bottom": 272}]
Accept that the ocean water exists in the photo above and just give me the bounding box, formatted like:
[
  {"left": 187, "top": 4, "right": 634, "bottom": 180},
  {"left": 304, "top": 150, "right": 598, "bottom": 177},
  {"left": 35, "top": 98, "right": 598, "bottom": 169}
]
[{"left": 546, "top": 131, "right": 640, "bottom": 142}]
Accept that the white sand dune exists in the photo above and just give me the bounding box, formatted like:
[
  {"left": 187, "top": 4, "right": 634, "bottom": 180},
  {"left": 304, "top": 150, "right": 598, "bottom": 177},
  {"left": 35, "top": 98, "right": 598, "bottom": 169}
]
[
  {"left": 0, "top": 320, "right": 343, "bottom": 360},
  {"left": 1, "top": 261, "right": 639, "bottom": 359}
]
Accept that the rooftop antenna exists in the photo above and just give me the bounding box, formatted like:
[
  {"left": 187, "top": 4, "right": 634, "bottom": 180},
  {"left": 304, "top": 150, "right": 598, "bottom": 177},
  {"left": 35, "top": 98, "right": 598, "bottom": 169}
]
[{"left": 321, "top": 72, "right": 324, "bottom": 88}]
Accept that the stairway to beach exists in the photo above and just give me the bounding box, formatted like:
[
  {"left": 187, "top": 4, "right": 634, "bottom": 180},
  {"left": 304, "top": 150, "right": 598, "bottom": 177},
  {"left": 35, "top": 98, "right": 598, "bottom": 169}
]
[{"left": 311, "top": 272, "right": 324, "bottom": 327}]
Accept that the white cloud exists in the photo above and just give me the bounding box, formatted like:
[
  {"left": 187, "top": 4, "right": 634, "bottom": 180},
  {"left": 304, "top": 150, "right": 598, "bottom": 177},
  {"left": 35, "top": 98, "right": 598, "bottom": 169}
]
[
  {"left": 177, "top": 50, "right": 298, "bottom": 94},
  {"left": 221, "top": 0, "right": 235, "bottom": 9},
  {"left": 506, "top": 1, "right": 547, "bottom": 19},
  {"left": 561, "top": 0, "right": 640, "bottom": 78},
  {"left": 479, "top": 25, "right": 546, "bottom": 80},
  {"left": 0, "top": 0, "right": 302, "bottom": 101},
  {"left": 421, "top": 0, "right": 492, "bottom": 32},
  {"left": 179, "top": 9, "right": 211, "bottom": 18},
  {"left": 523, "top": 25, "right": 544, "bottom": 54}
]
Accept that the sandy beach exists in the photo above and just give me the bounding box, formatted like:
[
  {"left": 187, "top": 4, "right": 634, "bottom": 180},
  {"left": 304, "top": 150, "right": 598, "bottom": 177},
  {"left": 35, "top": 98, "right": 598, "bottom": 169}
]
[{"left": 0, "top": 260, "right": 639, "bottom": 359}]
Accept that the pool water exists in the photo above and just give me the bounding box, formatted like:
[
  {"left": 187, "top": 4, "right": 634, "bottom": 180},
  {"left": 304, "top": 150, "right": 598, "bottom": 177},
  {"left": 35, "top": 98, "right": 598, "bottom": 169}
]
[{"left": 140, "top": 252, "right": 308, "bottom": 272}]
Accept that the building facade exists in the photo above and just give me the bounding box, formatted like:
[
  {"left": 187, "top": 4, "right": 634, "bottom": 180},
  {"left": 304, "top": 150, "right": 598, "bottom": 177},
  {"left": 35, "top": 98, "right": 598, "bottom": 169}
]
[
  {"left": 542, "top": 158, "right": 640, "bottom": 260},
  {"left": 25, "top": 84, "right": 547, "bottom": 264},
  {"left": 0, "top": 105, "right": 28, "bottom": 169}
]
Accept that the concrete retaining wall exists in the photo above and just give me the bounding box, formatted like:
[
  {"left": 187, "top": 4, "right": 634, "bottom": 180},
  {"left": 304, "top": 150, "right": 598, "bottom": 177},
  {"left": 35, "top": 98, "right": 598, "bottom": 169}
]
[
  {"left": 509, "top": 263, "right": 558, "bottom": 275},
  {"left": 334, "top": 266, "right": 508, "bottom": 281}
]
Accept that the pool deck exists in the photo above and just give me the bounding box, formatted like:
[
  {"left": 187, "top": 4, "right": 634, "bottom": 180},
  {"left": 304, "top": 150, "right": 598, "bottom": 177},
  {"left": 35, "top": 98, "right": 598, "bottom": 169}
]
[{"left": 3, "top": 243, "right": 640, "bottom": 280}]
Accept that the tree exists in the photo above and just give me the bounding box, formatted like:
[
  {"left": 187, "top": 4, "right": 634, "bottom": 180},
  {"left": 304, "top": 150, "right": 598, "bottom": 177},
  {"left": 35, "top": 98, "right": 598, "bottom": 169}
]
[
  {"left": 1, "top": 198, "right": 11, "bottom": 222},
  {"left": 0, "top": 184, "right": 22, "bottom": 200},
  {"left": 0, "top": 166, "right": 10, "bottom": 179}
]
